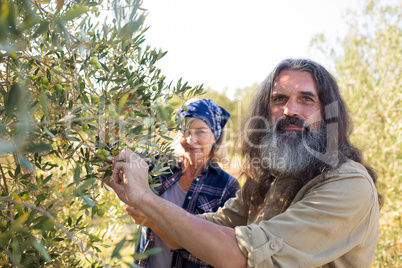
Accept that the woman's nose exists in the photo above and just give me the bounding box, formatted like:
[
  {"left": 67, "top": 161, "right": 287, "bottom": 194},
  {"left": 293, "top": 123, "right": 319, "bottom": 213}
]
[{"left": 186, "top": 133, "right": 197, "bottom": 144}]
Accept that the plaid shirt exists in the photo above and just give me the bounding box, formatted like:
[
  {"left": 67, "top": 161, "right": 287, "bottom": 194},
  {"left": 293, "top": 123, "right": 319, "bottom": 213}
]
[{"left": 135, "top": 162, "right": 240, "bottom": 267}]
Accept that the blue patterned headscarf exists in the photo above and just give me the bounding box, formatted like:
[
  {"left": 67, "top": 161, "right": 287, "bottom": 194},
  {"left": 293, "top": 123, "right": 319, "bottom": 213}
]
[{"left": 177, "top": 98, "right": 230, "bottom": 141}]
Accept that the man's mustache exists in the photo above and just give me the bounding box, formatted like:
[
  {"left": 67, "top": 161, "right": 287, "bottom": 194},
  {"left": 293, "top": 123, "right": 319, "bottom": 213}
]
[{"left": 274, "top": 117, "right": 312, "bottom": 132}]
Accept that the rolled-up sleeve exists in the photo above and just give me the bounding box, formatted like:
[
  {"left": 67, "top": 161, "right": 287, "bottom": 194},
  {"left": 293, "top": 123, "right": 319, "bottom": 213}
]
[{"left": 236, "top": 224, "right": 284, "bottom": 267}]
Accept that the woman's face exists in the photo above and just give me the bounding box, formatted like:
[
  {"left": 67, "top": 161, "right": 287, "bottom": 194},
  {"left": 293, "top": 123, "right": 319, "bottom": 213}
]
[{"left": 180, "top": 117, "right": 216, "bottom": 164}]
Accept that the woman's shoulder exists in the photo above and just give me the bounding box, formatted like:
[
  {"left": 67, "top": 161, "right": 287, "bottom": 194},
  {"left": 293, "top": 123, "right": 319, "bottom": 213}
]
[
  {"left": 206, "top": 162, "right": 239, "bottom": 187},
  {"left": 208, "top": 162, "right": 231, "bottom": 176}
]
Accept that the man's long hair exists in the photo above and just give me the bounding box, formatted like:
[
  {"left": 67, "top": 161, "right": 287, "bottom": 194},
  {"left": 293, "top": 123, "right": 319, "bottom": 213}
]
[{"left": 240, "top": 58, "right": 380, "bottom": 212}]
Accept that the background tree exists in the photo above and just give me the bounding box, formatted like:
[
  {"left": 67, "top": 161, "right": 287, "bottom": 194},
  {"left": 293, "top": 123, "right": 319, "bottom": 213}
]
[
  {"left": 311, "top": 0, "right": 401, "bottom": 266},
  {"left": 0, "top": 0, "right": 202, "bottom": 266}
]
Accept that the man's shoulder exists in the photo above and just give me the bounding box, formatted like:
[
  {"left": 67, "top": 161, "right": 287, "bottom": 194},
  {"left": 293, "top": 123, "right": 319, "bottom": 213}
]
[
  {"left": 296, "top": 160, "right": 378, "bottom": 206},
  {"left": 328, "top": 159, "right": 371, "bottom": 180},
  {"left": 309, "top": 159, "right": 376, "bottom": 195}
]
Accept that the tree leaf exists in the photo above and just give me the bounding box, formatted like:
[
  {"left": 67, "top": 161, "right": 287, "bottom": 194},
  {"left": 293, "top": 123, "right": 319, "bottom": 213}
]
[
  {"left": 56, "top": 0, "right": 64, "bottom": 12},
  {"left": 118, "top": 15, "right": 145, "bottom": 39},
  {"left": 111, "top": 237, "right": 126, "bottom": 259},
  {"left": 43, "top": 126, "right": 55, "bottom": 138},
  {"left": 73, "top": 177, "right": 95, "bottom": 195},
  {"left": 74, "top": 165, "right": 81, "bottom": 183},
  {"left": 79, "top": 193, "right": 95, "bottom": 207},
  {"left": 5, "top": 83, "right": 22, "bottom": 116},
  {"left": 0, "top": 141, "right": 16, "bottom": 153},
  {"left": 17, "top": 154, "right": 35, "bottom": 171},
  {"left": 57, "top": 5, "right": 87, "bottom": 23},
  {"left": 33, "top": 21, "right": 50, "bottom": 38},
  {"left": 40, "top": 89, "right": 49, "bottom": 119},
  {"left": 118, "top": 93, "right": 129, "bottom": 114}
]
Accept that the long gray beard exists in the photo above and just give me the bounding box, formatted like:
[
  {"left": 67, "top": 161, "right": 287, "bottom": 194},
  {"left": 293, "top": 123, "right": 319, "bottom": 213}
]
[{"left": 259, "top": 124, "right": 326, "bottom": 178}]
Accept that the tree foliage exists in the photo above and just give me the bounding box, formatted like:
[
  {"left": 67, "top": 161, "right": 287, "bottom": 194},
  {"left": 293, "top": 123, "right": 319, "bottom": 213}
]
[
  {"left": 311, "top": 0, "right": 401, "bottom": 266},
  {"left": 0, "top": 0, "right": 202, "bottom": 266}
]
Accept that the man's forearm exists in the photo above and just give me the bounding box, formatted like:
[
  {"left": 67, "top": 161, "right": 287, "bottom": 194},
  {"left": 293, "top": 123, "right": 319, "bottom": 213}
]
[
  {"left": 147, "top": 220, "right": 183, "bottom": 250},
  {"left": 139, "top": 192, "right": 247, "bottom": 268}
]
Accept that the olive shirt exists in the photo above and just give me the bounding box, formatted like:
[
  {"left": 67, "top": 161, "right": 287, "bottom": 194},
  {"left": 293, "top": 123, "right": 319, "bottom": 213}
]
[{"left": 199, "top": 160, "right": 380, "bottom": 268}]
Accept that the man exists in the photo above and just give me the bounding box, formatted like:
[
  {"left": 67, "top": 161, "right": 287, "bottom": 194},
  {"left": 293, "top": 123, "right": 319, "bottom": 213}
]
[{"left": 106, "top": 59, "right": 380, "bottom": 268}]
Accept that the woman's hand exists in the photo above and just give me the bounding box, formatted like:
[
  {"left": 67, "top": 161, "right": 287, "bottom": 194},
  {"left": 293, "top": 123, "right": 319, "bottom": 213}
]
[
  {"left": 125, "top": 204, "right": 184, "bottom": 250},
  {"left": 125, "top": 205, "right": 153, "bottom": 227}
]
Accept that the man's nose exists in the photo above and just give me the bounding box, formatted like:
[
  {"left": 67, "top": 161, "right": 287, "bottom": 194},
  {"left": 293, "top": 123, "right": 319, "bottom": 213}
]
[{"left": 283, "top": 100, "right": 299, "bottom": 117}]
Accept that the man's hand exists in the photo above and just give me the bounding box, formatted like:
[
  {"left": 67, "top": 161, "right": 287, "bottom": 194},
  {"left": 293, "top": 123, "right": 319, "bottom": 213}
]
[{"left": 101, "top": 148, "right": 150, "bottom": 207}]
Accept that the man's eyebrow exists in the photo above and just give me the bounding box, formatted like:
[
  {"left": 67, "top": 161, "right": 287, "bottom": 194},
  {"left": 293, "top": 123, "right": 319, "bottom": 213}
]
[
  {"left": 270, "top": 92, "right": 285, "bottom": 97},
  {"left": 300, "top": 91, "right": 318, "bottom": 98},
  {"left": 270, "top": 91, "right": 318, "bottom": 98}
]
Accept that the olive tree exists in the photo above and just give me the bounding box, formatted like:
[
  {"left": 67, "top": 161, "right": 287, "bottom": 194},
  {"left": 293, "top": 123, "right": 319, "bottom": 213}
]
[
  {"left": 311, "top": 0, "right": 401, "bottom": 266},
  {"left": 0, "top": 0, "right": 202, "bottom": 266}
]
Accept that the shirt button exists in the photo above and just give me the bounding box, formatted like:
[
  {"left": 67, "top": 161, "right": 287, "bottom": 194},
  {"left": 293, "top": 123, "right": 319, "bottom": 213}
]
[
  {"left": 188, "top": 196, "right": 191, "bottom": 199},
  {"left": 196, "top": 178, "right": 199, "bottom": 181},
  {"left": 270, "top": 243, "right": 277, "bottom": 250}
]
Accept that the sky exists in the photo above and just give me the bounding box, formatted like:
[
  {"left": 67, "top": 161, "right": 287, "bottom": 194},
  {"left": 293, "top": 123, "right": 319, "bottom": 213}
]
[{"left": 140, "top": 0, "right": 361, "bottom": 99}]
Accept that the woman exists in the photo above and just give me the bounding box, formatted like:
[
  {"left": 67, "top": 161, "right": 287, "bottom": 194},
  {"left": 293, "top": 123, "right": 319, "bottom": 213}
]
[{"left": 128, "top": 98, "right": 240, "bottom": 268}]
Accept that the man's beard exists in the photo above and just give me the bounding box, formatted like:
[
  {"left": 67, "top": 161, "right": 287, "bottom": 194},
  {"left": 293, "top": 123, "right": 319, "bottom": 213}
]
[{"left": 259, "top": 116, "right": 326, "bottom": 178}]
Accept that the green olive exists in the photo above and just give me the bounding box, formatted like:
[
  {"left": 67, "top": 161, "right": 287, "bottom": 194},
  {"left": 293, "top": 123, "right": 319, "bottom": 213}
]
[
  {"left": 130, "top": 142, "right": 139, "bottom": 150},
  {"left": 89, "top": 56, "right": 98, "bottom": 65},
  {"left": 97, "top": 209, "right": 105, "bottom": 217},
  {"left": 41, "top": 77, "right": 49, "bottom": 84},
  {"left": 0, "top": 219, "right": 7, "bottom": 229},
  {"left": 111, "top": 111, "right": 118, "bottom": 119}
]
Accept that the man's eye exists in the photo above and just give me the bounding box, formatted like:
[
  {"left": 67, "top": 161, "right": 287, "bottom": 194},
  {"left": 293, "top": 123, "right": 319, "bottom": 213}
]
[
  {"left": 302, "top": 96, "right": 314, "bottom": 102},
  {"left": 272, "top": 96, "right": 285, "bottom": 103}
]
